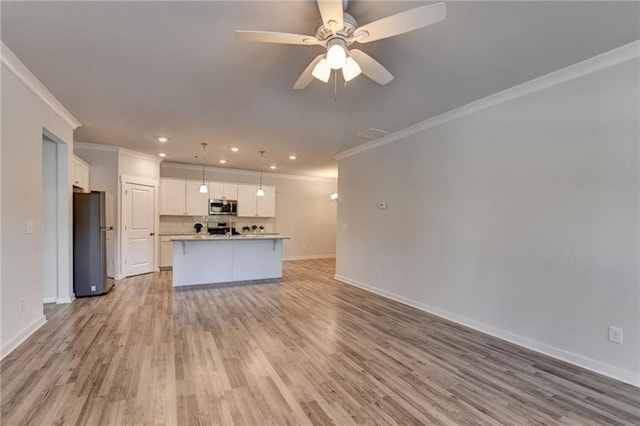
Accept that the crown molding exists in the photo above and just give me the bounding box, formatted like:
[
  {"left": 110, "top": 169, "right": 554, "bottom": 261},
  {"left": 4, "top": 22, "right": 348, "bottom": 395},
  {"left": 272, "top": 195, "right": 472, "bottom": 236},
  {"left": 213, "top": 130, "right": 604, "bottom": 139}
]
[
  {"left": 161, "top": 162, "right": 337, "bottom": 183},
  {"left": 75, "top": 141, "right": 162, "bottom": 164},
  {"left": 1, "top": 42, "right": 81, "bottom": 130},
  {"left": 74, "top": 141, "right": 120, "bottom": 153},
  {"left": 336, "top": 40, "right": 640, "bottom": 161},
  {"left": 119, "top": 147, "right": 162, "bottom": 164}
]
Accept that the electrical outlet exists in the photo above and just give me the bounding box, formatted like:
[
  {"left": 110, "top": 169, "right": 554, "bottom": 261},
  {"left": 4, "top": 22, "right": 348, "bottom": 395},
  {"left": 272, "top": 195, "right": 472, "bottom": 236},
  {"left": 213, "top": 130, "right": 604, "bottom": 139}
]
[
  {"left": 341, "top": 223, "right": 348, "bottom": 231},
  {"left": 375, "top": 268, "right": 382, "bottom": 277},
  {"left": 608, "top": 326, "right": 623, "bottom": 344}
]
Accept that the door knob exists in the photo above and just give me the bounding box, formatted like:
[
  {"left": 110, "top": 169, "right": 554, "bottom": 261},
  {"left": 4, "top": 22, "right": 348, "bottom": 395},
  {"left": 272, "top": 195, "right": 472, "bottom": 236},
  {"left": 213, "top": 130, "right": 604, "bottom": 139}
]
[{"left": 150, "top": 233, "right": 155, "bottom": 236}]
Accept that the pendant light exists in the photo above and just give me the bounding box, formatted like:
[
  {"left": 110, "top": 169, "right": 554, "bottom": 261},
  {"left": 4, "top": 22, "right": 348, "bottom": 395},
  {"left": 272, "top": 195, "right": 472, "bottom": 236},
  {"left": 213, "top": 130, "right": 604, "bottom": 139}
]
[
  {"left": 256, "top": 150, "right": 265, "bottom": 197},
  {"left": 199, "top": 143, "right": 208, "bottom": 193}
]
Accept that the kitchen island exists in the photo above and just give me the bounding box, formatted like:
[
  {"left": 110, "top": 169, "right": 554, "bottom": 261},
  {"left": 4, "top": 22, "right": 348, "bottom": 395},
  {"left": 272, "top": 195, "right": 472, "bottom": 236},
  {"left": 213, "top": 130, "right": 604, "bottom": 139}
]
[{"left": 171, "top": 235, "right": 289, "bottom": 287}]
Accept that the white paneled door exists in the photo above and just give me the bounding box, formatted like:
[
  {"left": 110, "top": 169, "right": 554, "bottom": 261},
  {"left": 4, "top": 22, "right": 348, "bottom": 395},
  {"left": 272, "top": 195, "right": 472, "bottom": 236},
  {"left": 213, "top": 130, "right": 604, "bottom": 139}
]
[{"left": 123, "top": 182, "right": 155, "bottom": 277}]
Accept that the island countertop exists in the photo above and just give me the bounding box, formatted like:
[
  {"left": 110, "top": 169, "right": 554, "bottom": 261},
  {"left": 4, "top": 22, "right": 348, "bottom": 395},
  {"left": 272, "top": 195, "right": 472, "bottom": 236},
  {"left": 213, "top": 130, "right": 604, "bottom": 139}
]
[
  {"left": 170, "top": 235, "right": 290, "bottom": 241},
  {"left": 171, "top": 235, "right": 289, "bottom": 287}
]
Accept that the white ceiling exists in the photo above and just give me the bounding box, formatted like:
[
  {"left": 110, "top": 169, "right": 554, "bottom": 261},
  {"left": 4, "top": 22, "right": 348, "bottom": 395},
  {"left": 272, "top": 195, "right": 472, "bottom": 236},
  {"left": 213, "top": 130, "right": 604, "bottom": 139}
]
[{"left": 2, "top": 1, "right": 639, "bottom": 177}]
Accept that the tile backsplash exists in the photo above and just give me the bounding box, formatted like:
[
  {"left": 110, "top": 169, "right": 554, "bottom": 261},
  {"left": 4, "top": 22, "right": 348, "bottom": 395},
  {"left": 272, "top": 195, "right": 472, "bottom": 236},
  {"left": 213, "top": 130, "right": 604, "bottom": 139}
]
[{"left": 159, "top": 216, "right": 275, "bottom": 234}]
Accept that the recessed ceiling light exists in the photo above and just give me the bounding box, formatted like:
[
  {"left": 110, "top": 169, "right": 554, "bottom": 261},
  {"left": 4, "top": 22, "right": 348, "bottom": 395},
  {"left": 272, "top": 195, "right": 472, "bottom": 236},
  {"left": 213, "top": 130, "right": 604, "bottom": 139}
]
[
  {"left": 289, "top": 155, "right": 297, "bottom": 160},
  {"left": 270, "top": 165, "right": 276, "bottom": 169},
  {"left": 219, "top": 159, "right": 227, "bottom": 164},
  {"left": 231, "top": 147, "right": 239, "bottom": 152},
  {"left": 158, "top": 153, "right": 167, "bottom": 157},
  {"left": 158, "top": 137, "right": 168, "bottom": 143}
]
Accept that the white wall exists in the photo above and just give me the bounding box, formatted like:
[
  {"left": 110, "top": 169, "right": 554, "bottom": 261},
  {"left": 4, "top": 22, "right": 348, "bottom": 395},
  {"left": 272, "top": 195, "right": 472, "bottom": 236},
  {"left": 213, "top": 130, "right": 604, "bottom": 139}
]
[
  {"left": 336, "top": 54, "right": 640, "bottom": 385},
  {"left": 42, "top": 138, "right": 58, "bottom": 302},
  {"left": 1, "top": 43, "right": 79, "bottom": 358},
  {"left": 119, "top": 149, "right": 161, "bottom": 181},
  {"left": 161, "top": 164, "right": 337, "bottom": 259}
]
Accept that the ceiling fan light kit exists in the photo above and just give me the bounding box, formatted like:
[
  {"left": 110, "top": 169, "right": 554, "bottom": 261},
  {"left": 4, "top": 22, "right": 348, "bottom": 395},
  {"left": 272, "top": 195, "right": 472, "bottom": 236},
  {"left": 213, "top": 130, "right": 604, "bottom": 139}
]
[
  {"left": 342, "top": 57, "right": 361, "bottom": 82},
  {"left": 312, "top": 58, "right": 332, "bottom": 82},
  {"left": 235, "top": 0, "right": 446, "bottom": 90},
  {"left": 326, "top": 39, "right": 347, "bottom": 69}
]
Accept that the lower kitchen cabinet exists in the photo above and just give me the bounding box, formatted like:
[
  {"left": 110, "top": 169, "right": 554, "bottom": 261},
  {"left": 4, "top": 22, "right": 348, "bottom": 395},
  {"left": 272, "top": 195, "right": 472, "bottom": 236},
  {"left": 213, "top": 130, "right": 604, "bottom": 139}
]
[{"left": 160, "top": 240, "right": 173, "bottom": 268}]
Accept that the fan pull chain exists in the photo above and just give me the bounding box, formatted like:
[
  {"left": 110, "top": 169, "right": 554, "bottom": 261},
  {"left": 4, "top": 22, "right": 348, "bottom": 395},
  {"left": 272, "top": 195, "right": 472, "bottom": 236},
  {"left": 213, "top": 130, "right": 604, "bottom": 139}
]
[{"left": 334, "top": 69, "right": 338, "bottom": 101}]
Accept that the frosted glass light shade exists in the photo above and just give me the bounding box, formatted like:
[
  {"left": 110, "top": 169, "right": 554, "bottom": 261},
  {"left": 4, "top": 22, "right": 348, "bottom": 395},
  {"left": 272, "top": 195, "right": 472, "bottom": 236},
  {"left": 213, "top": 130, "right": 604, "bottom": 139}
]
[
  {"left": 199, "top": 183, "right": 208, "bottom": 193},
  {"left": 312, "top": 59, "right": 331, "bottom": 83},
  {"left": 256, "top": 187, "right": 265, "bottom": 197},
  {"left": 342, "top": 57, "right": 361, "bottom": 82},
  {"left": 326, "top": 44, "right": 346, "bottom": 69}
]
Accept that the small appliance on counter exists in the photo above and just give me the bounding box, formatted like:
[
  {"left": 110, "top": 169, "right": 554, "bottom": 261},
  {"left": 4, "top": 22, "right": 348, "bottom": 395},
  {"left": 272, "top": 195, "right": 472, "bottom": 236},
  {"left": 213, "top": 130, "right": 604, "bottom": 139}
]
[
  {"left": 194, "top": 223, "right": 203, "bottom": 233},
  {"left": 208, "top": 222, "right": 241, "bottom": 236}
]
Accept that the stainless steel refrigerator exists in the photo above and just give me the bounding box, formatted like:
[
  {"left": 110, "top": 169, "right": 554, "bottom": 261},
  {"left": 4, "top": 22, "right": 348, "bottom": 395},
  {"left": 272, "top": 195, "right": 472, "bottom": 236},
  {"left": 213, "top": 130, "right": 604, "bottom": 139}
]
[{"left": 73, "top": 191, "right": 114, "bottom": 296}]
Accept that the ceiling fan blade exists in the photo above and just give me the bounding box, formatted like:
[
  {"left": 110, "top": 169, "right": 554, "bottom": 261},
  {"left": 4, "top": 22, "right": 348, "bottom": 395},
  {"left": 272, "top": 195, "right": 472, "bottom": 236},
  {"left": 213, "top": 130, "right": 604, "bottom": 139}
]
[
  {"left": 293, "top": 54, "right": 325, "bottom": 90},
  {"left": 354, "top": 2, "right": 446, "bottom": 44},
  {"left": 235, "top": 30, "right": 321, "bottom": 45},
  {"left": 317, "top": 0, "right": 344, "bottom": 34},
  {"left": 349, "top": 50, "right": 393, "bottom": 85}
]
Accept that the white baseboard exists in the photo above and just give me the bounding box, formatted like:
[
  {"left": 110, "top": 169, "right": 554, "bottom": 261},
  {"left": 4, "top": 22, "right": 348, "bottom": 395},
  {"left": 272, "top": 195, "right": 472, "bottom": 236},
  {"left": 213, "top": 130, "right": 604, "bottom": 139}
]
[
  {"left": 55, "top": 296, "right": 74, "bottom": 304},
  {"left": 0, "top": 315, "right": 47, "bottom": 360},
  {"left": 334, "top": 274, "right": 640, "bottom": 388},
  {"left": 284, "top": 254, "right": 335, "bottom": 261},
  {"left": 42, "top": 297, "right": 57, "bottom": 304}
]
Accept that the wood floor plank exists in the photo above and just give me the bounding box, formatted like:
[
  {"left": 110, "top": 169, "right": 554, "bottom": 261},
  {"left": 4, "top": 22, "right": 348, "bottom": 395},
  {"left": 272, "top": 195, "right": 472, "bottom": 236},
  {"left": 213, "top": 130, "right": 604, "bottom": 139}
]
[{"left": 1, "top": 259, "right": 638, "bottom": 425}]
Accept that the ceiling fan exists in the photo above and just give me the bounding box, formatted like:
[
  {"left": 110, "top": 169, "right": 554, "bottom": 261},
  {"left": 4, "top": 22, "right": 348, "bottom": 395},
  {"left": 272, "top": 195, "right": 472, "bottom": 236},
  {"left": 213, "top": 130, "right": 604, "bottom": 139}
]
[{"left": 235, "top": 0, "right": 446, "bottom": 89}]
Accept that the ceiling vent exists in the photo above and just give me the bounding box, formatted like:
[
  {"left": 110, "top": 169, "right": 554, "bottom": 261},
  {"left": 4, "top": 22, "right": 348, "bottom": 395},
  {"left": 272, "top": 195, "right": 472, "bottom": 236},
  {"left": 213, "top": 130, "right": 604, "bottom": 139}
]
[{"left": 356, "top": 128, "right": 390, "bottom": 140}]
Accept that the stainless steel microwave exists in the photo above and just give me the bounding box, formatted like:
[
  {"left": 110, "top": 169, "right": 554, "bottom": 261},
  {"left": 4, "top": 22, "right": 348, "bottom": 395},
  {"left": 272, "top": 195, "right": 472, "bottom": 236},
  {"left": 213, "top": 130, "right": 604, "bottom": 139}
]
[{"left": 209, "top": 199, "right": 237, "bottom": 215}]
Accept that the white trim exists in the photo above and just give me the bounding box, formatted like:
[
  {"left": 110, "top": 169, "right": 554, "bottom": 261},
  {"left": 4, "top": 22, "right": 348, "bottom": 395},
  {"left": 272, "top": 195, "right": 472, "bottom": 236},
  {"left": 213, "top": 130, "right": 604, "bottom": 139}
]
[
  {"left": 161, "top": 162, "right": 337, "bottom": 183},
  {"left": 55, "top": 296, "right": 74, "bottom": 304},
  {"left": 42, "top": 297, "right": 57, "bottom": 304},
  {"left": 0, "top": 315, "right": 47, "bottom": 360},
  {"left": 120, "top": 147, "right": 162, "bottom": 164},
  {"left": 334, "top": 274, "right": 640, "bottom": 388},
  {"left": 284, "top": 254, "right": 336, "bottom": 261},
  {"left": 1, "top": 42, "right": 81, "bottom": 130},
  {"left": 119, "top": 174, "right": 159, "bottom": 187},
  {"left": 74, "top": 141, "right": 120, "bottom": 153},
  {"left": 336, "top": 40, "right": 640, "bottom": 160}
]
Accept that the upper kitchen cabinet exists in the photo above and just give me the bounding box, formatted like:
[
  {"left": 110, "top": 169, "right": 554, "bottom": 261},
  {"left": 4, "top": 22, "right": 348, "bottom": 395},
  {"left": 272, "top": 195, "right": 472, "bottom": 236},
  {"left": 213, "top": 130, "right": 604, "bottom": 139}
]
[
  {"left": 257, "top": 186, "right": 276, "bottom": 217},
  {"left": 237, "top": 184, "right": 276, "bottom": 217},
  {"left": 209, "top": 182, "right": 238, "bottom": 200},
  {"left": 72, "top": 155, "right": 90, "bottom": 192},
  {"left": 185, "top": 181, "right": 209, "bottom": 216},
  {"left": 160, "top": 178, "right": 208, "bottom": 216}
]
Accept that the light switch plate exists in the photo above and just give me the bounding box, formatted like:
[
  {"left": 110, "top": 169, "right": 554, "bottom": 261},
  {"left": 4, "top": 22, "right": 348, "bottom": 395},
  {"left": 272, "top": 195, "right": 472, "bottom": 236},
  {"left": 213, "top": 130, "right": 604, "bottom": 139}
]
[{"left": 26, "top": 221, "right": 36, "bottom": 234}]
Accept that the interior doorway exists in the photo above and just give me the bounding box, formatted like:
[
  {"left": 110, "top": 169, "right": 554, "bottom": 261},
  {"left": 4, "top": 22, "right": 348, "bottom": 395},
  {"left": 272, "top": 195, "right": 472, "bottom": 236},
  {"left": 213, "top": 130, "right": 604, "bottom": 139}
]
[
  {"left": 41, "top": 131, "right": 72, "bottom": 305},
  {"left": 42, "top": 137, "right": 58, "bottom": 304},
  {"left": 122, "top": 181, "right": 156, "bottom": 277}
]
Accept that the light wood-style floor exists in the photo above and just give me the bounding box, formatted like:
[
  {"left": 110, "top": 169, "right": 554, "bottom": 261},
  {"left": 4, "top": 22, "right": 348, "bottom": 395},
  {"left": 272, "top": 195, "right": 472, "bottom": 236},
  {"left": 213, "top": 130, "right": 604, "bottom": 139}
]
[{"left": 1, "top": 259, "right": 638, "bottom": 425}]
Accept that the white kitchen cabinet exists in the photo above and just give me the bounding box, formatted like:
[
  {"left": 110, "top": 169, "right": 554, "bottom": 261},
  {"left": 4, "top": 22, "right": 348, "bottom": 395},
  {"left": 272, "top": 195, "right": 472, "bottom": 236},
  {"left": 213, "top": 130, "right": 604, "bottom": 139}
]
[
  {"left": 185, "top": 181, "right": 209, "bottom": 216},
  {"left": 72, "top": 156, "right": 90, "bottom": 192},
  {"left": 237, "top": 184, "right": 276, "bottom": 217},
  {"left": 160, "top": 240, "right": 173, "bottom": 268},
  {"left": 160, "top": 179, "right": 187, "bottom": 215},
  {"left": 160, "top": 178, "right": 209, "bottom": 216},
  {"left": 237, "top": 184, "right": 257, "bottom": 217},
  {"left": 257, "top": 186, "right": 276, "bottom": 217},
  {"left": 209, "top": 182, "right": 238, "bottom": 200}
]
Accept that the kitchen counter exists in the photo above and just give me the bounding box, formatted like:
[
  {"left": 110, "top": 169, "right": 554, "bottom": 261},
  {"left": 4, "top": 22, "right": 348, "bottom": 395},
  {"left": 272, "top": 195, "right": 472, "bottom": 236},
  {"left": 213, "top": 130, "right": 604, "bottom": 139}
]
[
  {"left": 171, "top": 235, "right": 289, "bottom": 287},
  {"left": 171, "top": 235, "right": 289, "bottom": 241}
]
